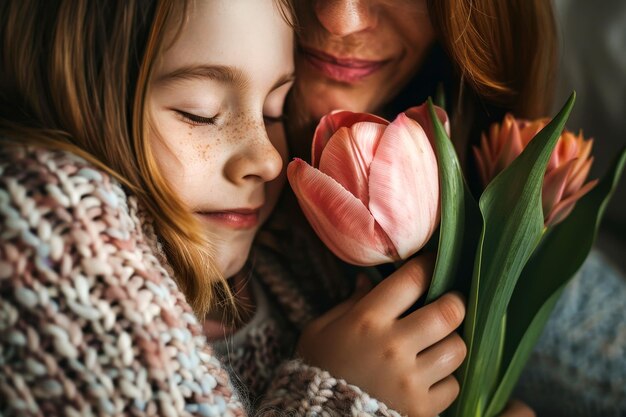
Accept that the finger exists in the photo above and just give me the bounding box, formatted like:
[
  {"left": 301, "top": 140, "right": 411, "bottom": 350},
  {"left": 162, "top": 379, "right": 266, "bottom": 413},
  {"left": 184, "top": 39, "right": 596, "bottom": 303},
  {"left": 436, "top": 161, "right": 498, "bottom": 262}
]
[
  {"left": 500, "top": 400, "right": 536, "bottom": 417},
  {"left": 312, "top": 274, "right": 373, "bottom": 329},
  {"left": 429, "top": 374, "right": 460, "bottom": 416},
  {"left": 417, "top": 332, "right": 466, "bottom": 383},
  {"left": 401, "top": 292, "right": 465, "bottom": 352},
  {"left": 354, "top": 253, "right": 435, "bottom": 320}
]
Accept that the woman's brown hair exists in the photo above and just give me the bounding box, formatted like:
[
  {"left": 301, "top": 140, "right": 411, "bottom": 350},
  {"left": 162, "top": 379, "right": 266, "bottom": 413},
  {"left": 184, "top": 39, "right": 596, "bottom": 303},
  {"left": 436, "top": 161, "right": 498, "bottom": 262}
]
[
  {"left": 428, "top": 0, "right": 557, "bottom": 119},
  {"left": 421, "top": 0, "right": 558, "bottom": 165},
  {"left": 0, "top": 0, "right": 226, "bottom": 317}
]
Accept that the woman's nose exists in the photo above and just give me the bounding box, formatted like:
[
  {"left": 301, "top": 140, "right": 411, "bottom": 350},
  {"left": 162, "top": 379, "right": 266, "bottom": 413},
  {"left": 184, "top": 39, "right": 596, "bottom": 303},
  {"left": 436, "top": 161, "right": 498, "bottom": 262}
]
[
  {"left": 224, "top": 128, "right": 283, "bottom": 186},
  {"left": 314, "top": 0, "right": 377, "bottom": 37}
]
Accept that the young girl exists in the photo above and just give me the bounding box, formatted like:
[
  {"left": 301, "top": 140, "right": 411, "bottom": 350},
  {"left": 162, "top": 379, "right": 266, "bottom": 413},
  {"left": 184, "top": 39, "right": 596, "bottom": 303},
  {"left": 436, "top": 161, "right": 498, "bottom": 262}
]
[{"left": 0, "top": 0, "right": 475, "bottom": 416}]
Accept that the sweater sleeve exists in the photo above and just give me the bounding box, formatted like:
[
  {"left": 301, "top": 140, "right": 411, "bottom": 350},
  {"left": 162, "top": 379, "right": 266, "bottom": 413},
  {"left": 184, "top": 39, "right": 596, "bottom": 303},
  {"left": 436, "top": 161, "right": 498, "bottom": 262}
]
[
  {"left": 0, "top": 146, "right": 247, "bottom": 416},
  {"left": 258, "top": 360, "right": 403, "bottom": 417},
  {"left": 0, "top": 146, "right": 405, "bottom": 417}
]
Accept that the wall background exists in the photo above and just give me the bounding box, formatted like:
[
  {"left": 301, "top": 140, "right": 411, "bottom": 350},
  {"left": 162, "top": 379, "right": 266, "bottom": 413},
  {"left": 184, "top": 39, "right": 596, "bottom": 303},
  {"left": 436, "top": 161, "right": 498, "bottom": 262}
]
[{"left": 552, "top": 0, "right": 626, "bottom": 272}]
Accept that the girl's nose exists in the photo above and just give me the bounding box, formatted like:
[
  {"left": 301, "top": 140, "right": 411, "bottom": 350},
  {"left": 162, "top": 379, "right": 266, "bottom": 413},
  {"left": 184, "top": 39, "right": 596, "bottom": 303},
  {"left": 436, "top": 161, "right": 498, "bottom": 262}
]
[
  {"left": 224, "top": 128, "right": 283, "bottom": 186},
  {"left": 314, "top": 0, "right": 377, "bottom": 37}
]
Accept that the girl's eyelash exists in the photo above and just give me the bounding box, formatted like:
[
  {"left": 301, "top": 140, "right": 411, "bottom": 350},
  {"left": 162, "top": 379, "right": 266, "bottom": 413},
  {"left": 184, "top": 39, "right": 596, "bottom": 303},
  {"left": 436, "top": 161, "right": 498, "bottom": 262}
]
[
  {"left": 263, "top": 114, "right": 287, "bottom": 124},
  {"left": 176, "top": 110, "right": 218, "bottom": 126},
  {"left": 176, "top": 110, "right": 284, "bottom": 126}
]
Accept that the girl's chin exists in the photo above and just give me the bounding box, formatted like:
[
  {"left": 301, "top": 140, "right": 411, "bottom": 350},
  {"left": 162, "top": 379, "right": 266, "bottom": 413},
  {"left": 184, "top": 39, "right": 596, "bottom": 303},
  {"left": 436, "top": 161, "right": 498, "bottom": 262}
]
[{"left": 219, "top": 252, "right": 251, "bottom": 280}]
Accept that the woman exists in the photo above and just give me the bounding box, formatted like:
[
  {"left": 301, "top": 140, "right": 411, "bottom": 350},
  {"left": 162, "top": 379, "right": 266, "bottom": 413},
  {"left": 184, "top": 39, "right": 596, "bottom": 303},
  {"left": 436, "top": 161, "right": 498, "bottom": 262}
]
[{"left": 264, "top": 1, "right": 626, "bottom": 416}]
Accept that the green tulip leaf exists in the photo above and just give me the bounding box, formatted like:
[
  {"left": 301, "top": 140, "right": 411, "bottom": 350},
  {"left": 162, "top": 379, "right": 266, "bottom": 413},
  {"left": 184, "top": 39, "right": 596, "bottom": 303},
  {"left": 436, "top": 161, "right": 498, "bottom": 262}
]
[
  {"left": 449, "top": 93, "right": 576, "bottom": 417},
  {"left": 425, "top": 98, "right": 480, "bottom": 303},
  {"left": 485, "top": 146, "right": 626, "bottom": 417}
]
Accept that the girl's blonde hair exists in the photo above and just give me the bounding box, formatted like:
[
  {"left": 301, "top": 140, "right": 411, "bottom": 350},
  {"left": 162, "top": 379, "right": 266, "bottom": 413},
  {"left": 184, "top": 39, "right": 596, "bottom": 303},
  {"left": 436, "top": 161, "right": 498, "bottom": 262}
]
[{"left": 0, "top": 0, "right": 226, "bottom": 317}]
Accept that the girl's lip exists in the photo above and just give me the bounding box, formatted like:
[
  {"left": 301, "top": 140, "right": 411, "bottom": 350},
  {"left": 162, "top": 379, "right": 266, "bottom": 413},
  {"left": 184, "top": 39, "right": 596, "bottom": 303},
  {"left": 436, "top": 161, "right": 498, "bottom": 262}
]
[
  {"left": 301, "top": 46, "right": 389, "bottom": 83},
  {"left": 195, "top": 208, "right": 261, "bottom": 230}
]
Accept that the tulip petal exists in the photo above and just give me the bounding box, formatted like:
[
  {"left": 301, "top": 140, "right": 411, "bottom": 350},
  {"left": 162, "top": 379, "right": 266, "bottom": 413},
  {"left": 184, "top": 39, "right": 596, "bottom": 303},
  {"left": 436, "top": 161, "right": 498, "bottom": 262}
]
[
  {"left": 545, "top": 179, "right": 598, "bottom": 227},
  {"left": 497, "top": 114, "right": 517, "bottom": 157},
  {"left": 557, "top": 132, "right": 579, "bottom": 162},
  {"left": 312, "top": 110, "right": 389, "bottom": 167},
  {"left": 576, "top": 135, "right": 593, "bottom": 162},
  {"left": 479, "top": 132, "right": 496, "bottom": 181},
  {"left": 565, "top": 156, "right": 594, "bottom": 197},
  {"left": 568, "top": 137, "right": 593, "bottom": 180},
  {"left": 489, "top": 122, "right": 502, "bottom": 160},
  {"left": 542, "top": 159, "right": 575, "bottom": 215},
  {"left": 473, "top": 145, "right": 491, "bottom": 187},
  {"left": 520, "top": 118, "right": 548, "bottom": 147},
  {"left": 287, "top": 158, "right": 399, "bottom": 265},
  {"left": 404, "top": 103, "right": 450, "bottom": 143},
  {"left": 318, "top": 122, "right": 386, "bottom": 206},
  {"left": 368, "top": 113, "right": 440, "bottom": 259},
  {"left": 547, "top": 145, "right": 560, "bottom": 172},
  {"left": 502, "top": 118, "right": 524, "bottom": 166},
  {"left": 498, "top": 119, "right": 524, "bottom": 172}
]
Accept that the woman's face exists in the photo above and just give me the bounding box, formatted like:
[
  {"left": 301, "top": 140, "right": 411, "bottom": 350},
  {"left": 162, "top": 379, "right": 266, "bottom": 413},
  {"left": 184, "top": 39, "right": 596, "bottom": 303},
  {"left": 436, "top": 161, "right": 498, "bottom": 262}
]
[
  {"left": 148, "top": 0, "right": 294, "bottom": 278},
  {"left": 294, "top": 0, "right": 436, "bottom": 120}
]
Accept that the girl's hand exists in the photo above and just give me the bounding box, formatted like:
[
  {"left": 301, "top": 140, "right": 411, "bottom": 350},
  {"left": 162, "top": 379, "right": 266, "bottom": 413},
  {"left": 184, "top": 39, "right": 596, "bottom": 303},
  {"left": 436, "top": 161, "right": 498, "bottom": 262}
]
[
  {"left": 499, "top": 400, "right": 536, "bottom": 417},
  {"left": 297, "top": 254, "right": 466, "bottom": 417}
]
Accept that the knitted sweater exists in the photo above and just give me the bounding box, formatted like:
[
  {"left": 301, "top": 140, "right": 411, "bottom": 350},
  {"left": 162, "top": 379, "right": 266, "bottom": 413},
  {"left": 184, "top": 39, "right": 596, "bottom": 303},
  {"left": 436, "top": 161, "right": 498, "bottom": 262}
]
[{"left": 0, "top": 145, "right": 402, "bottom": 417}]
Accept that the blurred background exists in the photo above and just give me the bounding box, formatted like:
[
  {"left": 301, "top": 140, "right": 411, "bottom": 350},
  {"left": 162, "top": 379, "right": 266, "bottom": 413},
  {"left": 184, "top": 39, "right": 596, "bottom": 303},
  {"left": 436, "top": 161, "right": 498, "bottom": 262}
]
[{"left": 553, "top": 0, "right": 626, "bottom": 272}]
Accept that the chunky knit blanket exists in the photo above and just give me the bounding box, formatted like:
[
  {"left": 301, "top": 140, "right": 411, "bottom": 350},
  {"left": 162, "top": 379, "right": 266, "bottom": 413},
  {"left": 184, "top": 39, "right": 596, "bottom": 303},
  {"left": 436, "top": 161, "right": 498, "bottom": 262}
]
[{"left": 0, "top": 145, "right": 402, "bottom": 417}]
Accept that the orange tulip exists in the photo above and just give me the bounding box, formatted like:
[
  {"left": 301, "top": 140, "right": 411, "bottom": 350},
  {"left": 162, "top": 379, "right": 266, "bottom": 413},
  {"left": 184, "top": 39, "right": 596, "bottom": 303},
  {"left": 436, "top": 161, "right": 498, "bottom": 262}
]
[
  {"left": 473, "top": 114, "right": 597, "bottom": 227},
  {"left": 287, "top": 104, "right": 444, "bottom": 266}
]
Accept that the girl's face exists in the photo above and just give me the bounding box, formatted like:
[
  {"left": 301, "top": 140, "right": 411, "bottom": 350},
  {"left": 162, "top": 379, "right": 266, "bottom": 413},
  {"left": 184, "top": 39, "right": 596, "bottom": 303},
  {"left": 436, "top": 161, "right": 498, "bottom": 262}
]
[{"left": 149, "top": 0, "right": 294, "bottom": 278}]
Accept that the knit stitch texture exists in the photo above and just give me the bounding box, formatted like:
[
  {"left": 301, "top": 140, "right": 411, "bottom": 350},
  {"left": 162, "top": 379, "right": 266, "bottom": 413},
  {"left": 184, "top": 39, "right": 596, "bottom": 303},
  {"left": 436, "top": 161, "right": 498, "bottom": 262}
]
[{"left": 0, "top": 145, "right": 401, "bottom": 417}]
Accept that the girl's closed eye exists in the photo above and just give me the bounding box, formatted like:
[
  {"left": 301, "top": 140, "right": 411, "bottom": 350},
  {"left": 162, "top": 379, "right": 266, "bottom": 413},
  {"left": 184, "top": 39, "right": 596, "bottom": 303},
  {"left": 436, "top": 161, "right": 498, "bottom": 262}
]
[
  {"left": 175, "top": 110, "right": 219, "bottom": 126},
  {"left": 263, "top": 114, "right": 287, "bottom": 124}
]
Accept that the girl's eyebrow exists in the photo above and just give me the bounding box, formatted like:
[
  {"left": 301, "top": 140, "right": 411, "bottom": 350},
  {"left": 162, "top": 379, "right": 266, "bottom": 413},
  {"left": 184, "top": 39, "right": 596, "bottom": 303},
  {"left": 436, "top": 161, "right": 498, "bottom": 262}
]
[{"left": 156, "top": 64, "right": 248, "bottom": 88}]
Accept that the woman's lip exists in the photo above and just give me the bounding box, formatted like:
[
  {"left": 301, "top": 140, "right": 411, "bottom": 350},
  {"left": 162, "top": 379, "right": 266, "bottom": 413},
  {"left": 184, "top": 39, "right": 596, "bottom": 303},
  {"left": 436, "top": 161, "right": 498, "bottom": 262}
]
[
  {"left": 195, "top": 209, "right": 260, "bottom": 230},
  {"left": 301, "top": 46, "right": 387, "bottom": 67},
  {"left": 301, "top": 46, "right": 389, "bottom": 83}
]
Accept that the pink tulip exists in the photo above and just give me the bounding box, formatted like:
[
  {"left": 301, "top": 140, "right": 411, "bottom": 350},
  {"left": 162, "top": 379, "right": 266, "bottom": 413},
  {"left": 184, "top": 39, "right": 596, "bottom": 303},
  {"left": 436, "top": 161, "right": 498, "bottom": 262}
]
[
  {"left": 473, "top": 114, "right": 598, "bottom": 227},
  {"left": 287, "top": 104, "right": 444, "bottom": 266}
]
